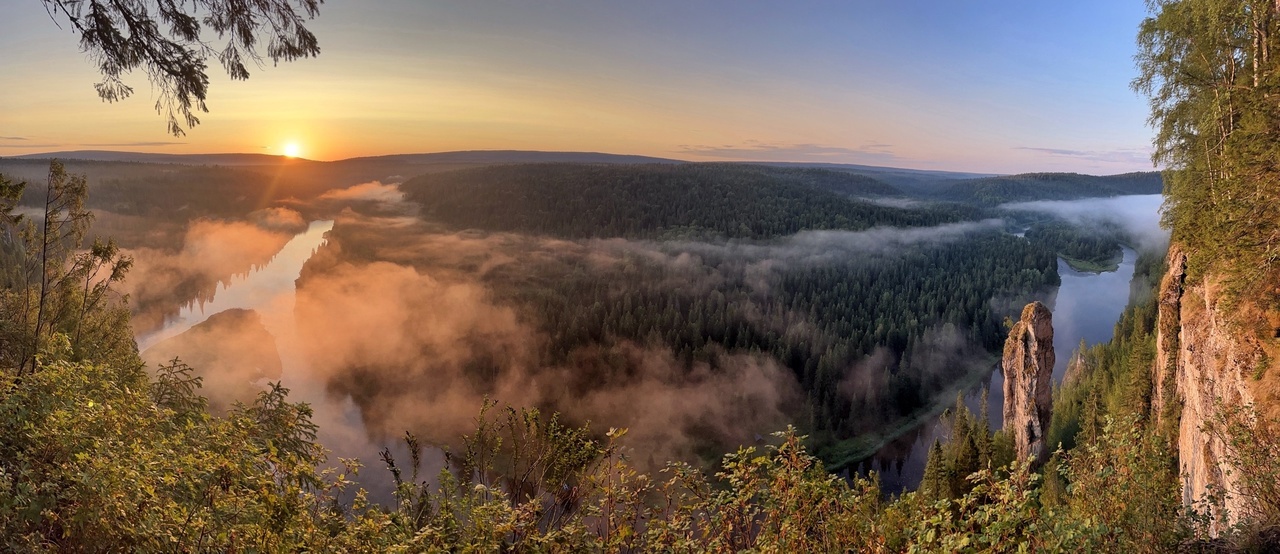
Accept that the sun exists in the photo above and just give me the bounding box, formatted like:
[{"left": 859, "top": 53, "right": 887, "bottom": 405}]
[{"left": 282, "top": 142, "right": 302, "bottom": 158}]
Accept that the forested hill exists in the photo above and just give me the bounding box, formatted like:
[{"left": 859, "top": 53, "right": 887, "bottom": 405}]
[
  {"left": 936, "top": 171, "right": 1163, "bottom": 205},
  {"left": 401, "top": 163, "right": 975, "bottom": 239}
]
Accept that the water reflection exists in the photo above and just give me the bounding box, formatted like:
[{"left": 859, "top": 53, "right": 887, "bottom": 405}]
[
  {"left": 1049, "top": 247, "right": 1139, "bottom": 381},
  {"left": 135, "top": 220, "right": 334, "bottom": 352},
  {"left": 862, "top": 246, "right": 1138, "bottom": 494},
  {"left": 132, "top": 218, "right": 419, "bottom": 502}
]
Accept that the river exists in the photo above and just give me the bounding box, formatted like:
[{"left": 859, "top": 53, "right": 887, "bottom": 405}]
[
  {"left": 132, "top": 214, "right": 1149, "bottom": 498},
  {"left": 135, "top": 220, "right": 335, "bottom": 352},
  {"left": 133, "top": 218, "right": 427, "bottom": 501},
  {"left": 859, "top": 246, "right": 1140, "bottom": 493}
]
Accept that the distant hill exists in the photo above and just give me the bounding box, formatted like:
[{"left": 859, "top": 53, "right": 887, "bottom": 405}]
[
  {"left": 343, "top": 150, "right": 681, "bottom": 165},
  {"left": 935, "top": 172, "right": 1164, "bottom": 205},
  {"left": 400, "top": 163, "right": 977, "bottom": 240},
  {"left": 4, "top": 149, "right": 1042, "bottom": 199},
  {"left": 9, "top": 150, "right": 306, "bottom": 166},
  {"left": 743, "top": 165, "right": 905, "bottom": 198},
  {"left": 8, "top": 149, "right": 681, "bottom": 166},
  {"left": 750, "top": 162, "right": 996, "bottom": 195}
]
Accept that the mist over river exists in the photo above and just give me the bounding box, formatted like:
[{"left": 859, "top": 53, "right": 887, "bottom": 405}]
[
  {"left": 135, "top": 219, "right": 427, "bottom": 499},
  {"left": 860, "top": 246, "right": 1140, "bottom": 493},
  {"left": 860, "top": 193, "right": 1167, "bottom": 493},
  {"left": 131, "top": 195, "right": 1166, "bottom": 499},
  {"left": 136, "top": 220, "right": 334, "bottom": 352}
]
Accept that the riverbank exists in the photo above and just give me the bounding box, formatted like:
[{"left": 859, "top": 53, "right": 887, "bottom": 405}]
[
  {"left": 818, "top": 354, "right": 999, "bottom": 473},
  {"left": 1060, "top": 252, "right": 1122, "bottom": 273}
]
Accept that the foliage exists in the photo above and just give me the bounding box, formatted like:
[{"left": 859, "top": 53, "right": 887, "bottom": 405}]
[
  {"left": 401, "top": 163, "right": 982, "bottom": 240},
  {"left": 1209, "top": 403, "right": 1280, "bottom": 530},
  {"left": 935, "top": 172, "right": 1163, "bottom": 206},
  {"left": 0, "top": 357, "right": 346, "bottom": 551},
  {"left": 1056, "top": 416, "right": 1189, "bottom": 553},
  {"left": 0, "top": 161, "right": 133, "bottom": 374},
  {"left": 41, "top": 0, "right": 322, "bottom": 135},
  {"left": 1135, "top": 0, "right": 1280, "bottom": 287},
  {"left": 0, "top": 173, "right": 27, "bottom": 289},
  {"left": 1024, "top": 219, "right": 1124, "bottom": 270},
  {"left": 917, "top": 393, "right": 1014, "bottom": 502}
]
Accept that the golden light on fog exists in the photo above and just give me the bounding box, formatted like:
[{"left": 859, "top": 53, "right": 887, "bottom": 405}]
[{"left": 283, "top": 142, "right": 302, "bottom": 158}]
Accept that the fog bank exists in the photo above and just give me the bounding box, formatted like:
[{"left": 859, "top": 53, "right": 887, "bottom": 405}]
[{"left": 1001, "top": 194, "right": 1168, "bottom": 252}]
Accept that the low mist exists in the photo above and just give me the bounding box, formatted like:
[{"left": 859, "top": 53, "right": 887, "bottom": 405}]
[
  {"left": 290, "top": 256, "right": 801, "bottom": 466},
  {"left": 121, "top": 181, "right": 1038, "bottom": 480},
  {"left": 143, "top": 308, "right": 283, "bottom": 412},
  {"left": 1001, "top": 194, "right": 1168, "bottom": 252},
  {"left": 122, "top": 216, "right": 299, "bottom": 333}
]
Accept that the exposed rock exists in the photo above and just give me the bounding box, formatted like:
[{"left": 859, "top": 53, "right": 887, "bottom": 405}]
[
  {"left": 1002, "top": 301, "right": 1055, "bottom": 464},
  {"left": 1155, "top": 246, "right": 1263, "bottom": 533},
  {"left": 1062, "top": 348, "right": 1089, "bottom": 388},
  {"left": 1152, "top": 245, "right": 1185, "bottom": 434}
]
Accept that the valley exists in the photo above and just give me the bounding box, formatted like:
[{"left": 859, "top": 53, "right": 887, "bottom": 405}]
[{"left": 6, "top": 154, "right": 1167, "bottom": 496}]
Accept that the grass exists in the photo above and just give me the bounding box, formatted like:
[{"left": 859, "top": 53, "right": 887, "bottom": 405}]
[{"left": 1061, "top": 253, "right": 1123, "bottom": 273}]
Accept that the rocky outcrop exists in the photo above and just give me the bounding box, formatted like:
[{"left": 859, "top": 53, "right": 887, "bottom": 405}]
[
  {"left": 1154, "top": 246, "right": 1266, "bottom": 532},
  {"left": 1152, "top": 245, "right": 1185, "bottom": 434},
  {"left": 1002, "top": 301, "right": 1055, "bottom": 464}
]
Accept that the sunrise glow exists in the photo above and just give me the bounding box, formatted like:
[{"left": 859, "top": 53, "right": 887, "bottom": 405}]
[
  {"left": 0, "top": 2, "right": 1157, "bottom": 173},
  {"left": 282, "top": 142, "right": 302, "bottom": 158}
]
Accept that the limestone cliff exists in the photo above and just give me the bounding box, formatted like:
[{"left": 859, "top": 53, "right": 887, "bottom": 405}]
[
  {"left": 1153, "top": 246, "right": 1280, "bottom": 530},
  {"left": 1002, "top": 301, "right": 1055, "bottom": 464}
]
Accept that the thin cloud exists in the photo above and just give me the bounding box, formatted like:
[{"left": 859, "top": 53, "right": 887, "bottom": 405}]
[
  {"left": 1015, "top": 146, "right": 1152, "bottom": 166},
  {"left": 676, "top": 140, "right": 899, "bottom": 162},
  {"left": 82, "top": 141, "right": 187, "bottom": 147},
  {"left": 0, "top": 136, "right": 29, "bottom": 141},
  {"left": 0, "top": 143, "right": 62, "bottom": 148}
]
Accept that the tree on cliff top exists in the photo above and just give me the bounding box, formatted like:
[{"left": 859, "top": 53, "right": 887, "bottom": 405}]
[
  {"left": 39, "top": 0, "right": 322, "bottom": 135},
  {"left": 1134, "top": 0, "right": 1280, "bottom": 279}
]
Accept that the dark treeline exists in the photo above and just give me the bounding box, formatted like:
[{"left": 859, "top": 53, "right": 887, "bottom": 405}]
[
  {"left": 493, "top": 232, "right": 1058, "bottom": 441},
  {"left": 2, "top": 160, "right": 286, "bottom": 220},
  {"left": 1024, "top": 220, "right": 1124, "bottom": 268},
  {"left": 401, "top": 163, "right": 983, "bottom": 240},
  {"left": 751, "top": 166, "right": 906, "bottom": 198},
  {"left": 384, "top": 163, "right": 1061, "bottom": 459},
  {"left": 935, "top": 171, "right": 1163, "bottom": 205},
  {"left": 0, "top": 157, "right": 454, "bottom": 232}
]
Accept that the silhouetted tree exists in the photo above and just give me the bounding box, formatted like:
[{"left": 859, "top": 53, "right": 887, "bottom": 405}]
[{"left": 40, "top": 0, "right": 322, "bottom": 135}]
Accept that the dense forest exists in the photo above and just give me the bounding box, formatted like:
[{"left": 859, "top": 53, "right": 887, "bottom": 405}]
[
  {"left": 6, "top": 0, "right": 1280, "bottom": 549},
  {"left": 309, "top": 212, "right": 1058, "bottom": 460},
  {"left": 348, "top": 163, "right": 1055, "bottom": 461},
  {"left": 1024, "top": 220, "right": 1125, "bottom": 271},
  {"left": 3, "top": 158, "right": 1278, "bottom": 551},
  {"left": 933, "top": 171, "right": 1163, "bottom": 205},
  {"left": 400, "top": 163, "right": 982, "bottom": 240}
]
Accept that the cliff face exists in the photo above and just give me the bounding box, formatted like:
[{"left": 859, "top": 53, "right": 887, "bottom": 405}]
[
  {"left": 1154, "top": 245, "right": 1278, "bottom": 530},
  {"left": 1002, "top": 301, "right": 1055, "bottom": 464},
  {"left": 1153, "top": 246, "right": 1185, "bottom": 434}
]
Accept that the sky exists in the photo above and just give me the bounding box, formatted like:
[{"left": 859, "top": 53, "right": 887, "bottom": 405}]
[{"left": 0, "top": 1, "right": 1157, "bottom": 174}]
